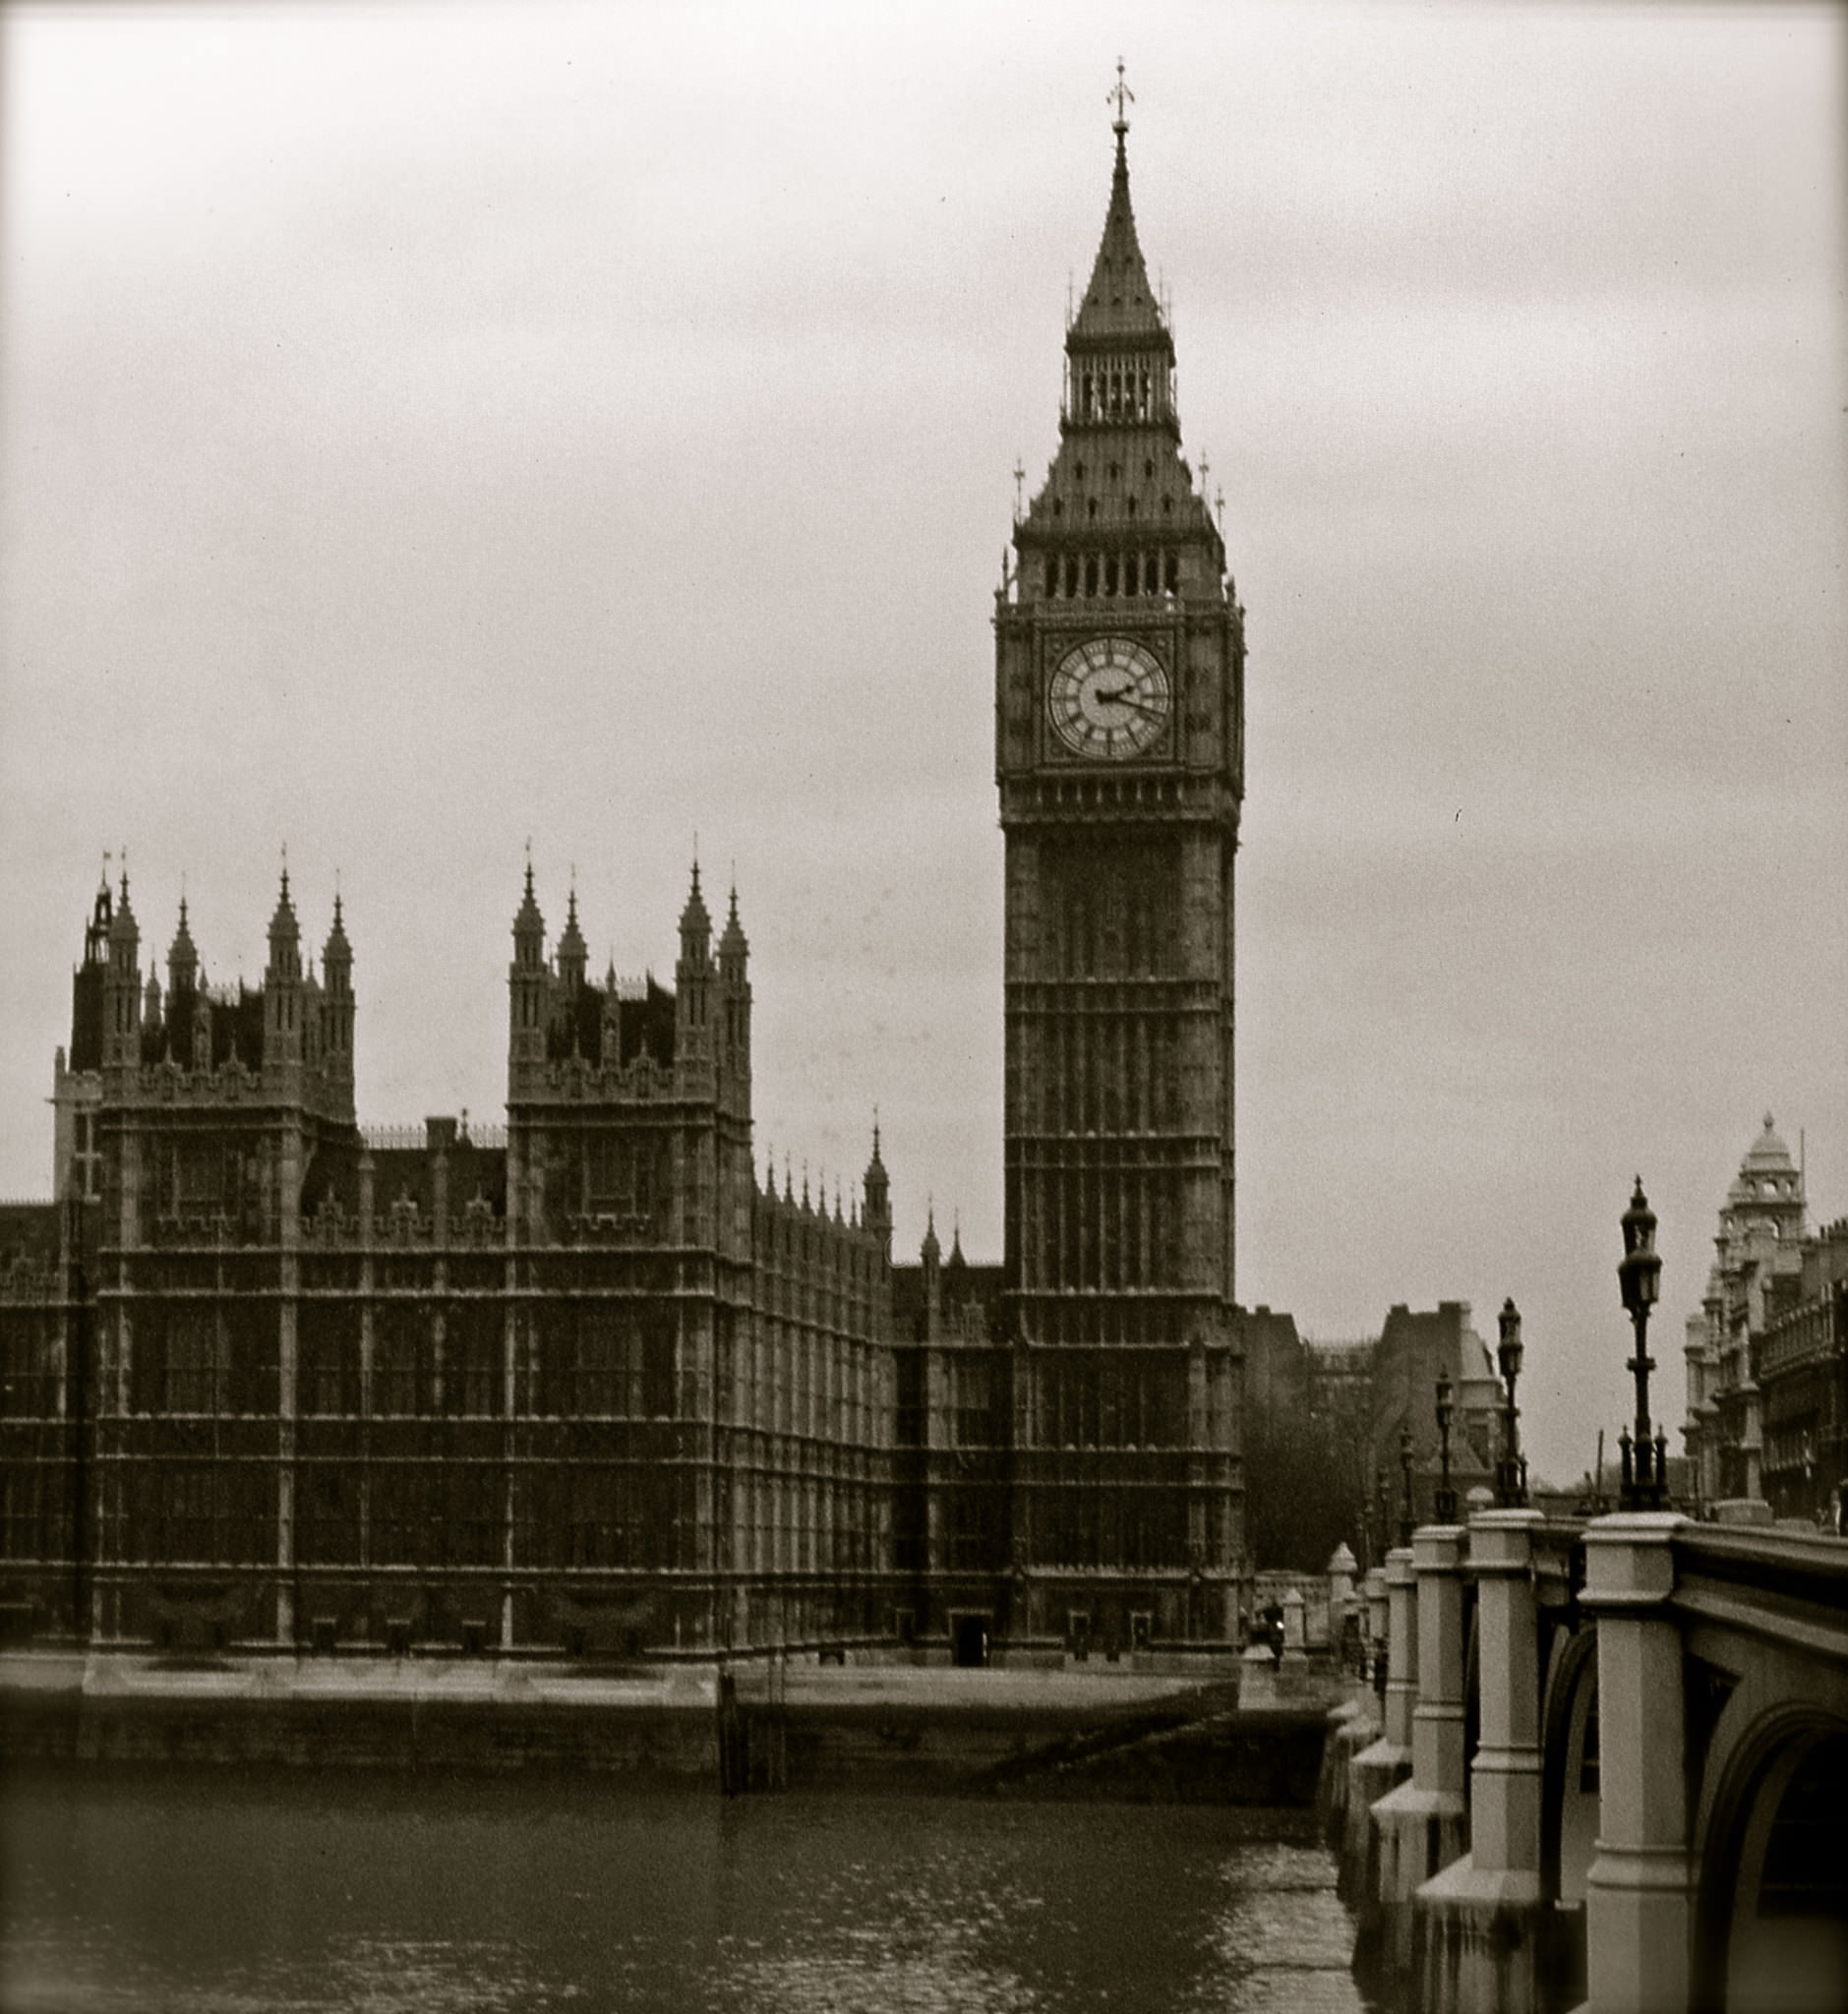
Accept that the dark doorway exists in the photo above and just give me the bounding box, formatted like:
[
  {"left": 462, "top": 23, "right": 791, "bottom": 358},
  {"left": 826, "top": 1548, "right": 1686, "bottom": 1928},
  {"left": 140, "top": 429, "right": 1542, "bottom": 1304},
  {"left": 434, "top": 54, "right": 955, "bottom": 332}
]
[{"left": 951, "top": 1613, "right": 990, "bottom": 1668}]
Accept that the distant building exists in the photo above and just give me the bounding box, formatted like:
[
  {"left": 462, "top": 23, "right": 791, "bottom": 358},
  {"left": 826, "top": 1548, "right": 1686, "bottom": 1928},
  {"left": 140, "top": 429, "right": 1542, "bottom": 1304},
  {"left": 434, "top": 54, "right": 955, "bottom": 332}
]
[
  {"left": 1683, "top": 1114, "right": 1845, "bottom": 1521},
  {"left": 1240, "top": 1303, "right": 1502, "bottom": 1571},
  {"left": 1757, "top": 1221, "right": 1848, "bottom": 1522},
  {"left": 1363, "top": 1303, "right": 1504, "bottom": 1527},
  {"left": 1683, "top": 1115, "right": 1810, "bottom": 1509}
]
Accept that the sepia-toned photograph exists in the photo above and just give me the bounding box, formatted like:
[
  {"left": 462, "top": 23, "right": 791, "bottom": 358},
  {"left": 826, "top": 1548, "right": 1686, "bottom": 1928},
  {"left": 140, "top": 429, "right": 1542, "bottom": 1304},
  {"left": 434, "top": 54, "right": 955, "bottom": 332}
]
[{"left": 1, "top": 3, "right": 1843, "bottom": 2008}]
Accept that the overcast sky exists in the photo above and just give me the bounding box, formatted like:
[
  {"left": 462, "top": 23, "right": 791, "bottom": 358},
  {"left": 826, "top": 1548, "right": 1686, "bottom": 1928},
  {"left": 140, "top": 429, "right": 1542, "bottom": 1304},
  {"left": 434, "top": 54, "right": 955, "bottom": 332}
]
[{"left": 3, "top": 0, "right": 1842, "bottom": 1486}]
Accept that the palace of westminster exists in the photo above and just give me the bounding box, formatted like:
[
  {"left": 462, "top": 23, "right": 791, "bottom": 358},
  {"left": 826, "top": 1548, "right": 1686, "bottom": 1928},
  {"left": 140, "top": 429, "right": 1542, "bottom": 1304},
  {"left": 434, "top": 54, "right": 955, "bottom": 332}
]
[{"left": 4, "top": 111, "right": 1837, "bottom": 1665}]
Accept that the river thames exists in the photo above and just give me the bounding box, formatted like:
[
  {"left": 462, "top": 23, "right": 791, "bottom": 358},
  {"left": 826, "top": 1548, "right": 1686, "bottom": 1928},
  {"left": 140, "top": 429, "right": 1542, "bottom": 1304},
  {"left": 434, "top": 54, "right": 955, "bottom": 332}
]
[{"left": 1, "top": 1771, "right": 1369, "bottom": 2012}]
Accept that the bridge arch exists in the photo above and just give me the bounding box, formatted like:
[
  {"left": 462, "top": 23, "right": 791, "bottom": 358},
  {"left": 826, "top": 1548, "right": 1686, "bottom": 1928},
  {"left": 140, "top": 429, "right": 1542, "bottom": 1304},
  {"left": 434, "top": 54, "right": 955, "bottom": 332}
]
[
  {"left": 1539, "top": 1622, "right": 1599, "bottom": 1904},
  {"left": 1693, "top": 1697, "right": 1848, "bottom": 2014}
]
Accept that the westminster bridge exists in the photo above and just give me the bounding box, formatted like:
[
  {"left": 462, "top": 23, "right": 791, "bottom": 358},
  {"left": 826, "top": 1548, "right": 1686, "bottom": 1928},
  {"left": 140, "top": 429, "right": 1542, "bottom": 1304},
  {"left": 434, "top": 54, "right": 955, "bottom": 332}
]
[{"left": 1326, "top": 1509, "right": 1848, "bottom": 2014}]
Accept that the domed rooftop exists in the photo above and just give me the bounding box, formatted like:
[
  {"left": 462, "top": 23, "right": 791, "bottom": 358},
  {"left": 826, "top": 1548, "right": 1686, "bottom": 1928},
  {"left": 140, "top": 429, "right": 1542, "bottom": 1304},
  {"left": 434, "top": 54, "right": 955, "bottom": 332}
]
[
  {"left": 1742, "top": 1113, "right": 1794, "bottom": 1172},
  {"left": 1727, "top": 1113, "right": 1803, "bottom": 1210}
]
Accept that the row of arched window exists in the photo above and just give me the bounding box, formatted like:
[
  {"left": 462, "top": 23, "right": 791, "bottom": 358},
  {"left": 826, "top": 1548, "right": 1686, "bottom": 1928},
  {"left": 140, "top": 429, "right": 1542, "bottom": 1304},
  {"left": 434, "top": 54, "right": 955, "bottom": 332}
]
[{"left": 1042, "top": 550, "right": 1181, "bottom": 600}]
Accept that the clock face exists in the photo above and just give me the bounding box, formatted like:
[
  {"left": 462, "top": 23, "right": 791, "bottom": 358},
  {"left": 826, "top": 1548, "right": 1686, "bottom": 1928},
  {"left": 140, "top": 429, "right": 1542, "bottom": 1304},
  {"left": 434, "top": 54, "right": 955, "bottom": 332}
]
[{"left": 1046, "top": 637, "right": 1171, "bottom": 760}]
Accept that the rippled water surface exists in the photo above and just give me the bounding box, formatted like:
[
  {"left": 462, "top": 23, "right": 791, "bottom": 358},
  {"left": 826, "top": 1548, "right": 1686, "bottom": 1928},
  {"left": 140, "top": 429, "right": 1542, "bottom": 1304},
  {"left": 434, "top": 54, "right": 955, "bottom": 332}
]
[{"left": 2, "top": 1772, "right": 1368, "bottom": 2013}]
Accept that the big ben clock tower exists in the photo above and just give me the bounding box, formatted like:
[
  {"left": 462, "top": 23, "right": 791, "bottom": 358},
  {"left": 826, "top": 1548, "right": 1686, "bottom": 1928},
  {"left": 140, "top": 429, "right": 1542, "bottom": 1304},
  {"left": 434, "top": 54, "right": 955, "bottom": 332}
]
[{"left": 994, "top": 89, "right": 1245, "bottom": 1650}]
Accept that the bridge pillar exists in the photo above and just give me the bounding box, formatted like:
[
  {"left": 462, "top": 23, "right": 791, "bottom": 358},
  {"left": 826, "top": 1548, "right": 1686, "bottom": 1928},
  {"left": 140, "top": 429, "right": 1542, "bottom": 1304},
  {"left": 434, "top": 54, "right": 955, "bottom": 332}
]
[
  {"left": 1382, "top": 1544, "right": 1418, "bottom": 1753},
  {"left": 1580, "top": 1512, "right": 1690, "bottom": 2014},
  {"left": 1411, "top": 1524, "right": 1468, "bottom": 1809},
  {"left": 1341, "top": 1550, "right": 1414, "bottom": 1923},
  {"left": 1415, "top": 1509, "right": 1550, "bottom": 2014},
  {"left": 1471, "top": 1509, "right": 1546, "bottom": 1881},
  {"left": 1371, "top": 1524, "right": 1468, "bottom": 1976}
]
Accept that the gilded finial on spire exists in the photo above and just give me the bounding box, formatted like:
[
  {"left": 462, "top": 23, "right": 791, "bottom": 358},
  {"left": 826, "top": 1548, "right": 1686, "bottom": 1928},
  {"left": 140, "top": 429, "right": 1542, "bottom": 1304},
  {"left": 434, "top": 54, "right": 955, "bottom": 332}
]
[{"left": 1109, "top": 57, "right": 1134, "bottom": 135}]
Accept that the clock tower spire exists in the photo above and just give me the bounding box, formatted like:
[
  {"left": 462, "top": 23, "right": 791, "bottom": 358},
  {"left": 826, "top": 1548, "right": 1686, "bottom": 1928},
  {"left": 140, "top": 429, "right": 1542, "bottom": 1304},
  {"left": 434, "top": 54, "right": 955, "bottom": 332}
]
[{"left": 991, "top": 90, "right": 1247, "bottom": 1653}]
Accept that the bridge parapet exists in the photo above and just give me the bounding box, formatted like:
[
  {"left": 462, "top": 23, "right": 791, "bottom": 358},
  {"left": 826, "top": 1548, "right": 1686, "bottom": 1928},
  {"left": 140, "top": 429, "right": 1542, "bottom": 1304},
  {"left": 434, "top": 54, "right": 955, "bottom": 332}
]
[{"left": 1669, "top": 1522, "right": 1848, "bottom": 1665}]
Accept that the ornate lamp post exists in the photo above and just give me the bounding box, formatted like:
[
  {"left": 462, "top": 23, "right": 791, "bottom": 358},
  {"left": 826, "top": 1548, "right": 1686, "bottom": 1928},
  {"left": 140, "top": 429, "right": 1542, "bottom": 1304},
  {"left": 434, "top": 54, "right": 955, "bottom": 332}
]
[
  {"left": 1399, "top": 1423, "right": 1417, "bottom": 1545},
  {"left": 1618, "top": 1177, "right": 1665, "bottom": 1510},
  {"left": 1496, "top": 1298, "right": 1527, "bottom": 1508},
  {"left": 1434, "top": 1372, "right": 1459, "bottom": 1522}
]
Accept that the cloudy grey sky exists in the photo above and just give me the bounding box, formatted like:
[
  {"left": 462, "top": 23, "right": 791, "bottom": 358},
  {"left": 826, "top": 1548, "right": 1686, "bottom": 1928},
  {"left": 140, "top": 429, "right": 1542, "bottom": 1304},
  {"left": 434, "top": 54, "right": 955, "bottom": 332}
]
[{"left": 3, "top": 0, "right": 1842, "bottom": 1485}]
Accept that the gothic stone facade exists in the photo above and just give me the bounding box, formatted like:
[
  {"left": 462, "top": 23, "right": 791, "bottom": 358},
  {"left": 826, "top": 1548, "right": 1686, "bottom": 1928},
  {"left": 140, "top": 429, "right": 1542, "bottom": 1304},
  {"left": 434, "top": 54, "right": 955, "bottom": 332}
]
[{"left": 0, "top": 868, "right": 894, "bottom": 1655}]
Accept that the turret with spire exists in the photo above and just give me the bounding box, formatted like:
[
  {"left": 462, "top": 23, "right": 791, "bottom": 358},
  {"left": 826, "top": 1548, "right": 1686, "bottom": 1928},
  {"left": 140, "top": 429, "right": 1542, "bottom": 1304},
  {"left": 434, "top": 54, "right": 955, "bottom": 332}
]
[
  {"left": 508, "top": 859, "right": 548, "bottom": 1091},
  {"left": 556, "top": 882, "right": 587, "bottom": 992},
  {"left": 922, "top": 1200, "right": 942, "bottom": 1330},
  {"left": 167, "top": 894, "right": 199, "bottom": 998},
  {"left": 718, "top": 882, "right": 751, "bottom": 1090},
  {"left": 321, "top": 891, "right": 355, "bottom": 1104},
  {"left": 676, "top": 860, "right": 714, "bottom": 1062},
  {"left": 863, "top": 1118, "right": 891, "bottom": 1261},
  {"left": 65, "top": 865, "right": 115, "bottom": 1079},
  {"left": 101, "top": 871, "right": 141, "bottom": 1077},
  {"left": 264, "top": 862, "right": 304, "bottom": 1073}
]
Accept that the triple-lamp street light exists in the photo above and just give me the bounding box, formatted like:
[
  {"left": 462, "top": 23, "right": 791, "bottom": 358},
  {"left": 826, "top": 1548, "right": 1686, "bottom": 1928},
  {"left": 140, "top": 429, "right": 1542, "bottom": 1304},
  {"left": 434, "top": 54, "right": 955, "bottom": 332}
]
[
  {"left": 1619, "top": 1176, "right": 1668, "bottom": 1510},
  {"left": 1399, "top": 1424, "right": 1416, "bottom": 1546},
  {"left": 1496, "top": 1298, "right": 1528, "bottom": 1509}
]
